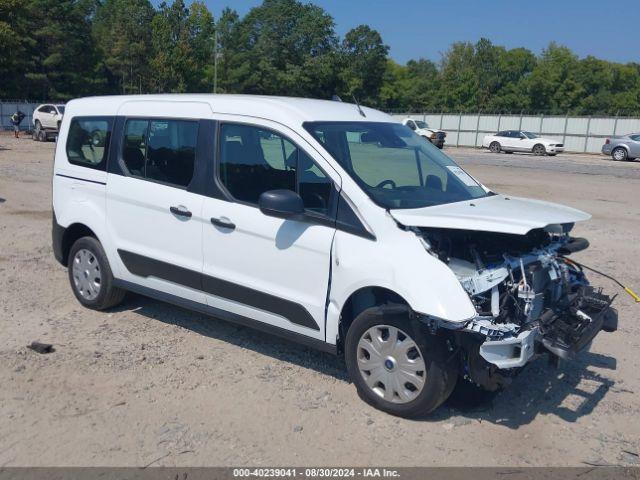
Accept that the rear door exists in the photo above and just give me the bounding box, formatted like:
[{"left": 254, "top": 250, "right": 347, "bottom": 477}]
[
  {"left": 106, "top": 101, "right": 212, "bottom": 304},
  {"left": 200, "top": 118, "right": 340, "bottom": 341}
]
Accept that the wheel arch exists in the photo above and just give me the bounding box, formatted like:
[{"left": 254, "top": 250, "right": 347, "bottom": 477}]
[
  {"left": 59, "top": 222, "right": 99, "bottom": 266},
  {"left": 336, "top": 286, "right": 411, "bottom": 352}
]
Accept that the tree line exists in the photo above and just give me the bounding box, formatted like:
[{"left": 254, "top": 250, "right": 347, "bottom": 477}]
[{"left": 2, "top": 0, "right": 640, "bottom": 115}]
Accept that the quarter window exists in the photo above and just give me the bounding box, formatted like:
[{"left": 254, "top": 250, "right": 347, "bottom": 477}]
[
  {"left": 121, "top": 119, "right": 198, "bottom": 188},
  {"left": 65, "top": 116, "right": 113, "bottom": 170},
  {"left": 219, "top": 123, "right": 333, "bottom": 215}
]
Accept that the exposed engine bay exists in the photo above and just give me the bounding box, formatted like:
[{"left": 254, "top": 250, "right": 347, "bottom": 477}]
[{"left": 415, "top": 224, "right": 618, "bottom": 390}]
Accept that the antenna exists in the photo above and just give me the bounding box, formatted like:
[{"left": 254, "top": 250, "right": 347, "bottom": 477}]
[{"left": 352, "top": 95, "right": 366, "bottom": 118}]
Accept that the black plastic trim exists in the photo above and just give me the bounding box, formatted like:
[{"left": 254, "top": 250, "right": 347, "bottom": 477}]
[
  {"left": 52, "top": 210, "right": 65, "bottom": 265},
  {"left": 55, "top": 173, "right": 106, "bottom": 185},
  {"left": 336, "top": 192, "right": 376, "bottom": 241},
  {"left": 113, "top": 279, "right": 336, "bottom": 355},
  {"left": 117, "top": 249, "right": 320, "bottom": 331}
]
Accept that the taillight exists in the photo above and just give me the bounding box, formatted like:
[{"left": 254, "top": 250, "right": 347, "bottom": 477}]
[{"left": 605, "top": 138, "right": 610, "bottom": 144}]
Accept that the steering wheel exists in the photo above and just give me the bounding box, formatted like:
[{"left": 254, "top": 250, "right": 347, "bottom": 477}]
[{"left": 376, "top": 179, "right": 396, "bottom": 189}]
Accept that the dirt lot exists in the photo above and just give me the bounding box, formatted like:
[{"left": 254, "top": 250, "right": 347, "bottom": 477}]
[{"left": 1, "top": 134, "right": 639, "bottom": 467}]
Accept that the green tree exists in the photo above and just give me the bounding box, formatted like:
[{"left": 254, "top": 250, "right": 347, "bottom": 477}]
[
  {"left": 339, "top": 25, "right": 389, "bottom": 105},
  {"left": 222, "top": 0, "right": 340, "bottom": 97},
  {"left": 93, "top": 0, "right": 155, "bottom": 94},
  {"left": 21, "top": 0, "right": 103, "bottom": 100},
  {"left": 0, "top": 0, "right": 37, "bottom": 98}
]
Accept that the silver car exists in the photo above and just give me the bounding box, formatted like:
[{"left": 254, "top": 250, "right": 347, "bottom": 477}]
[{"left": 602, "top": 133, "right": 640, "bottom": 161}]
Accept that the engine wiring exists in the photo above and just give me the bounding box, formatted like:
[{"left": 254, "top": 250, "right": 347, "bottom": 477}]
[{"left": 561, "top": 257, "right": 640, "bottom": 303}]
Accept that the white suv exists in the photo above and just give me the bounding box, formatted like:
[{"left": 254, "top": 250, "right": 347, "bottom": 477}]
[
  {"left": 33, "top": 103, "right": 66, "bottom": 132},
  {"left": 52, "top": 95, "right": 617, "bottom": 417}
]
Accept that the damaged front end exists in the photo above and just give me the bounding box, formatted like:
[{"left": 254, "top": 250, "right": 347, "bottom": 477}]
[{"left": 416, "top": 224, "right": 618, "bottom": 390}]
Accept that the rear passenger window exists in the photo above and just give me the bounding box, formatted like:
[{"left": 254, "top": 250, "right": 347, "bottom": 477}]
[
  {"left": 66, "top": 117, "right": 113, "bottom": 170},
  {"left": 121, "top": 119, "right": 198, "bottom": 188}
]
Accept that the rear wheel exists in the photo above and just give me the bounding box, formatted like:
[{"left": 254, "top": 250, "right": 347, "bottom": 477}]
[
  {"left": 37, "top": 129, "right": 46, "bottom": 142},
  {"left": 612, "top": 147, "right": 628, "bottom": 161},
  {"left": 532, "top": 144, "right": 546, "bottom": 156},
  {"left": 345, "top": 305, "right": 457, "bottom": 418},
  {"left": 489, "top": 141, "right": 501, "bottom": 153},
  {"left": 68, "top": 236, "right": 126, "bottom": 310},
  {"left": 33, "top": 120, "right": 42, "bottom": 141}
]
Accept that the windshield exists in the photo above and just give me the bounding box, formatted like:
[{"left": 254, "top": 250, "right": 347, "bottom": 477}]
[
  {"left": 304, "top": 122, "right": 488, "bottom": 209},
  {"left": 414, "top": 120, "right": 429, "bottom": 129},
  {"left": 522, "top": 131, "right": 538, "bottom": 139},
  {"left": 57, "top": 106, "right": 65, "bottom": 114}
]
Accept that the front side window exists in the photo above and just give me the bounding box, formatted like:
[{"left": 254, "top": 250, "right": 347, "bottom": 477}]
[
  {"left": 304, "top": 121, "right": 487, "bottom": 210},
  {"left": 522, "top": 131, "right": 538, "bottom": 139},
  {"left": 219, "top": 123, "right": 333, "bottom": 215},
  {"left": 121, "top": 118, "right": 198, "bottom": 188},
  {"left": 414, "top": 121, "right": 429, "bottom": 129},
  {"left": 66, "top": 116, "right": 113, "bottom": 170}
]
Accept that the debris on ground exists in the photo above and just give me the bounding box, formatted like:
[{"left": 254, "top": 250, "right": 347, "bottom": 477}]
[{"left": 27, "top": 341, "right": 55, "bottom": 354}]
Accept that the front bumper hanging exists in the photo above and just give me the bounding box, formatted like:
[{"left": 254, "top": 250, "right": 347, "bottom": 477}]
[{"left": 476, "top": 287, "right": 618, "bottom": 369}]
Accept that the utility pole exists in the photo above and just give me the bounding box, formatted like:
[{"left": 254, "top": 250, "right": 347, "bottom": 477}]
[{"left": 213, "top": 31, "right": 219, "bottom": 94}]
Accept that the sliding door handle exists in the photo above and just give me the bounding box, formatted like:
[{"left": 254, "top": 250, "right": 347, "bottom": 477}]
[
  {"left": 170, "top": 205, "right": 192, "bottom": 218},
  {"left": 210, "top": 217, "right": 236, "bottom": 230}
]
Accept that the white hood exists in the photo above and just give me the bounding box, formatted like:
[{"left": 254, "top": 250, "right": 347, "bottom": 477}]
[{"left": 389, "top": 195, "right": 590, "bottom": 235}]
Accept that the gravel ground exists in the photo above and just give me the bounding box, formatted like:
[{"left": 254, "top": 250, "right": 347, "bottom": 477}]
[{"left": 1, "top": 134, "right": 639, "bottom": 467}]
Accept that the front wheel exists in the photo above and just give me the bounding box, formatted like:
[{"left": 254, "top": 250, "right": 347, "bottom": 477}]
[
  {"left": 68, "top": 236, "right": 126, "bottom": 310},
  {"left": 489, "top": 141, "right": 501, "bottom": 153},
  {"left": 612, "top": 147, "right": 628, "bottom": 161},
  {"left": 345, "top": 306, "right": 457, "bottom": 418},
  {"left": 532, "top": 144, "right": 546, "bottom": 156}
]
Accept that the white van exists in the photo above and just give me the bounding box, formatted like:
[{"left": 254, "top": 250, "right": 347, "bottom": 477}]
[{"left": 52, "top": 94, "right": 617, "bottom": 417}]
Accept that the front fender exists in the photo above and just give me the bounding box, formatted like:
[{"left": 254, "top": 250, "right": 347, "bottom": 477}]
[{"left": 326, "top": 227, "right": 476, "bottom": 344}]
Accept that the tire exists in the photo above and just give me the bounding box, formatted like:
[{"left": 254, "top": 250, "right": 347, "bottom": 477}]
[
  {"left": 37, "top": 130, "right": 46, "bottom": 142},
  {"left": 548, "top": 153, "right": 557, "bottom": 156},
  {"left": 57, "top": 121, "right": 61, "bottom": 132},
  {"left": 489, "top": 141, "right": 501, "bottom": 153},
  {"left": 345, "top": 305, "right": 457, "bottom": 418},
  {"left": 68, "top": 236, "right": 126, "bottom": 310},
  {"left": 532, "top": 143, "right": 546, "bottom": 156},
  {"left": 612, "top": 147, "right": 628, "bottom": 161},
  {"left": 503, "top": 150, "right": 513, "bottom": 154},
  {"left": 33, "top": 120, "right": 42, "bottom": 141}
]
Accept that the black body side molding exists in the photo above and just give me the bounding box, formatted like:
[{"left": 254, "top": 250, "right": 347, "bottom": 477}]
[
  {"left": 117, "top": 249, "right": 321, "bottom": 331},
  {"left": 112, "top": 279, "right": 335, "bottom": 355}
]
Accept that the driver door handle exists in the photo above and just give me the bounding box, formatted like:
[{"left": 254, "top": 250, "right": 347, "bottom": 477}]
[
  {"left": 210, "top": 217, "right": 236, "bottom": 230},
  {"left": 170, "top": 205, "right": 192, "bottom": 218}
]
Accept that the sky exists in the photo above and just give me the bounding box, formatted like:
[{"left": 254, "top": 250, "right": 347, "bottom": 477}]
[{"left": 158, "top": 0, "right": 640, "bottom": 65}]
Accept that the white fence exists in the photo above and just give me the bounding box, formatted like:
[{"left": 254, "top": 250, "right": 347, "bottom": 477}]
[{"left": 390, "top": 113, "right": 640, "bottom": 154}]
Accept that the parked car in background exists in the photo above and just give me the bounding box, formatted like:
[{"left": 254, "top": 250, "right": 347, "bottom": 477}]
[
  {"left": 33, "top": 104, "right": 65, "bottom": 133},
  {"left": 402, "top": 118, "right": 446, "bottom": 148},
  {"left": 601, "top": 134, "right": 640, "bottom": 161},
  {"left": 482, "top": 130, "right": 564, "bottom": 156}
]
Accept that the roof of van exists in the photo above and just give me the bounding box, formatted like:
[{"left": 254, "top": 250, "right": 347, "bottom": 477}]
[{"left": 64, "top": 94, "right": 393, "bottom": 125}]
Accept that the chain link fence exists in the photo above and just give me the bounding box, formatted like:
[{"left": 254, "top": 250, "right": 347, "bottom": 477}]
[{"left": 390, "top": 113, "right": 640, "bottom": 153}]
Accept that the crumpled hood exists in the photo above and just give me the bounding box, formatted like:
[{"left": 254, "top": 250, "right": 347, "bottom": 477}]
[{"left": 389, "top": 194, "right": 591, "bottom": 235}]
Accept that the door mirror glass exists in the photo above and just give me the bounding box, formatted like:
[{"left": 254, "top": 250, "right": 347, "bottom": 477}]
[{"left": 259, "top": 189, "right": 305, "bottom": 219}]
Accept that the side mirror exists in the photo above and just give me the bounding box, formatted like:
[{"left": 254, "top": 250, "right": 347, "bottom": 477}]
[
  {"left": 519, "top": 135, "right": 526, "bottom": 139},
  {"left": 259, "top": 189, "right": 304, "bottom": 219}
]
